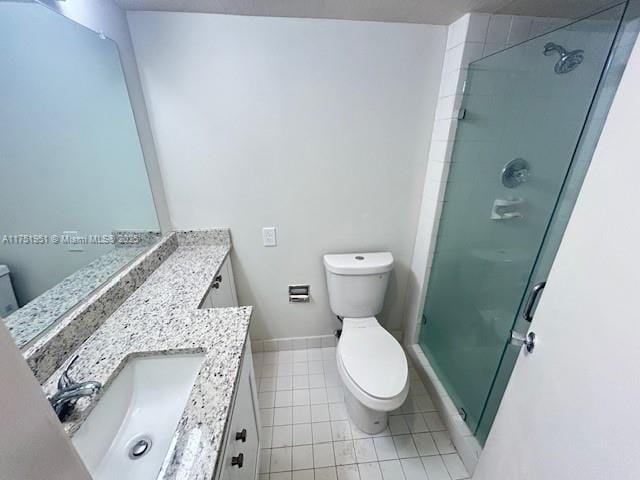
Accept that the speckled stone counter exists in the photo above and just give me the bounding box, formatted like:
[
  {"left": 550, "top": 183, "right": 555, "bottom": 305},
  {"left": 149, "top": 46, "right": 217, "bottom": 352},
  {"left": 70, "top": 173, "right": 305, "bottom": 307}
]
[
  {"left": 6, "top": 244, "right": 151, "bottom": 349},
  {"left": 43, "top": 232, "right": 252, "bottom": 480}
]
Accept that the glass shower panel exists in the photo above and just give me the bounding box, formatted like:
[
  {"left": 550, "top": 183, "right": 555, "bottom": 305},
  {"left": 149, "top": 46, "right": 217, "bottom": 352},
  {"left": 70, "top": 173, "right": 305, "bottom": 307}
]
[{"left": 419, "top": 5, "right": 625, "bottom": 435}]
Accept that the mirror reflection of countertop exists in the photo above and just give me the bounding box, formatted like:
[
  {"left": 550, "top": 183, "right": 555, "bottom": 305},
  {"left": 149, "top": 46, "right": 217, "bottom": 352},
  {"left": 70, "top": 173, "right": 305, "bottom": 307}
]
[{"left": 42, "top": 231, "right": 252, "bottom": 480}]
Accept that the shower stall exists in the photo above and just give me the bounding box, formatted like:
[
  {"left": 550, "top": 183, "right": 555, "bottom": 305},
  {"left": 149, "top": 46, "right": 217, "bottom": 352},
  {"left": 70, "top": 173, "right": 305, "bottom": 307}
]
[{"left": 418, "top": 2, "right": 637, "bottom": 445}]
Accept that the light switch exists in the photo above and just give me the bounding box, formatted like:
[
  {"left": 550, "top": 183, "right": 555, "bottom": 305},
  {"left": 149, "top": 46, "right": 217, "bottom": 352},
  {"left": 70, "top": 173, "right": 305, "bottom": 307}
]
[{"left": 262, "top": 227, "right": 277, "bottom": 247}]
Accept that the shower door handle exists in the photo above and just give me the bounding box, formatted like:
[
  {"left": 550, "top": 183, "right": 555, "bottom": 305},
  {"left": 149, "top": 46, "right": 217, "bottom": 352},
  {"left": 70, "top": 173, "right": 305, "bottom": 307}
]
[{"left": 523, "top": 282, "right": 546, "bottom": 322}]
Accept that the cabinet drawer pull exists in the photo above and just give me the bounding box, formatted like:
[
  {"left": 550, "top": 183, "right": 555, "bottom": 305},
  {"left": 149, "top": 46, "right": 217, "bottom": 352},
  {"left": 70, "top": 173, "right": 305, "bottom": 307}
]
[
  {"left": 235, "top": 428, "right": 247, "bottom": 442},
  {"left": 231, "top": 453, "right": 244, "bottom": 468}
]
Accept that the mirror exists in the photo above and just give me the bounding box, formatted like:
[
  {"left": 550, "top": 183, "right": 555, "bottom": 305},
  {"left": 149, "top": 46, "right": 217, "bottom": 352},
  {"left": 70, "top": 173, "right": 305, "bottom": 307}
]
[{"left": 0, "top": 2, "right": 160, "bottom": 349}]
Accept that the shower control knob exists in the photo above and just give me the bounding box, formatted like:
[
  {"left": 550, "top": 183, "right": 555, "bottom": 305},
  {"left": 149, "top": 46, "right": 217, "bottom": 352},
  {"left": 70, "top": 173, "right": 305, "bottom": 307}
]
[{"left": 215, "top": 275, "right": 223, "bottom": 283}]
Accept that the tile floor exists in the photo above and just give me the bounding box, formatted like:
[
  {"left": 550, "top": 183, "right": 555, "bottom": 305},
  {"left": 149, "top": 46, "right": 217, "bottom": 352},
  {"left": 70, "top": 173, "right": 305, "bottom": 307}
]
[{"left": 253, "top": 347, "right": 470, "bottom": 480}]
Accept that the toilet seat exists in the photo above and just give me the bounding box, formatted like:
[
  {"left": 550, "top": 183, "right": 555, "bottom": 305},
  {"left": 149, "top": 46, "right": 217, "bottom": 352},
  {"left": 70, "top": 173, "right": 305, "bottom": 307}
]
[{"left": 337, "top": 317, "right": 409, "bottom": 412}]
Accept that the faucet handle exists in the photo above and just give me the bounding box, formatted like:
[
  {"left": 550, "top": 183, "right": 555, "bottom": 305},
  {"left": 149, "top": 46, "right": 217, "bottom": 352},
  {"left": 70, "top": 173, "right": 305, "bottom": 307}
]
[{"left": 58, "top": 355, "right": 79, "bottom": 390}]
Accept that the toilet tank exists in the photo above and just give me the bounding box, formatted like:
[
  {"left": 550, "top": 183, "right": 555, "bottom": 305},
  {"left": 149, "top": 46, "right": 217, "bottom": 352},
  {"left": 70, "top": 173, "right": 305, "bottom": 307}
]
[{"left": 323, "top": 252, "right": 393, "bottom": 318}]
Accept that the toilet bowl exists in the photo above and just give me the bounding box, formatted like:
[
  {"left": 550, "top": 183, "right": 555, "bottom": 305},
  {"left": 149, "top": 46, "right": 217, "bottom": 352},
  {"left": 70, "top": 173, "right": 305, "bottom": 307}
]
[
  {"left": 337, "top": 317, "right": 409, "bottom": 433},
  {"left": 323, "top": 252, "right": 409, "bottom": 434}
]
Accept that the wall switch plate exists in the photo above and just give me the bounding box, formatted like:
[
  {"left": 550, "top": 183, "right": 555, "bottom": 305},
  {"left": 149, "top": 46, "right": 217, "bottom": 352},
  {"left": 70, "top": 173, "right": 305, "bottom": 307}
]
[{"left": 262, "top": 227, "right": 277, "bottom": 247}]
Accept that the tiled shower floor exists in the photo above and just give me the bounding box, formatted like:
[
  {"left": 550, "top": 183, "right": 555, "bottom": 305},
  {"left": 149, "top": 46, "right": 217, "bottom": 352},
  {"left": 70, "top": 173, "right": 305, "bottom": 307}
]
[{"left": 253, "top": 347, "right": 470, "bottom": 480}]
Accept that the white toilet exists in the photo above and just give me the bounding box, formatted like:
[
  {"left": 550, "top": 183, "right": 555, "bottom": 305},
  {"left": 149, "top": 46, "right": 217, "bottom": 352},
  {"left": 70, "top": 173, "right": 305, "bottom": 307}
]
[{"left": 323, "top": 252, "right": 409, "bottom": 434}]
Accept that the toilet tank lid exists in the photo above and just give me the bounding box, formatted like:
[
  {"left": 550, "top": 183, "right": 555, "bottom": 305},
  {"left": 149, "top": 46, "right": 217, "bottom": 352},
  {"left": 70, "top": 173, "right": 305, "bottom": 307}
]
[
  {"left": 0, "top": 265, "right": 9, "bottom": 277},
  {"left": 323, "top": 252, "right": 393, "bottom": 275}
]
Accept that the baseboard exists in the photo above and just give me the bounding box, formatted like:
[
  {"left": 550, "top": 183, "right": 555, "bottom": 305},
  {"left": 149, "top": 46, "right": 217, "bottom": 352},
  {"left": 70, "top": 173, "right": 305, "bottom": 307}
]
[
  {"left": 252, "top": 330, "right": 403, "bottom": 353},
  {"left": 407, "top": 344, "right": 482, "bottom": 475}
]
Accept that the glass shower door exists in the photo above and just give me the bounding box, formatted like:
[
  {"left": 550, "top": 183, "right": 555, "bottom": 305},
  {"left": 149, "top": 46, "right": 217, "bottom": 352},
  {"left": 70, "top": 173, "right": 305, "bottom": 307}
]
[{"left": 419, "top": 4, "right": 625, "bottom": 437}]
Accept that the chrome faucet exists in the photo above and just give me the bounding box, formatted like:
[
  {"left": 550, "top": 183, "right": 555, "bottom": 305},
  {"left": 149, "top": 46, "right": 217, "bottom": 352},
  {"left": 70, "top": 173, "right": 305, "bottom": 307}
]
[{"left": 49, "top": 355, "right": 101, "bottom": 421}]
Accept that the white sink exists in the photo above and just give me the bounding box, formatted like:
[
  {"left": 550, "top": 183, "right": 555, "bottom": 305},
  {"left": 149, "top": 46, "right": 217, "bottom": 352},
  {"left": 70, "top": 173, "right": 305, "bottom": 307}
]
[{"left": 72, "top": 353, "right": 205, "bottom": 480}]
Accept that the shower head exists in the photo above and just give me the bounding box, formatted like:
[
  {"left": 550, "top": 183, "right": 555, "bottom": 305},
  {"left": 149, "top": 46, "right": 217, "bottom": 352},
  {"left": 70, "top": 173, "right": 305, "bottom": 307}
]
[{"left": 543, "top": 42, "right": 584, "bottom": 74}]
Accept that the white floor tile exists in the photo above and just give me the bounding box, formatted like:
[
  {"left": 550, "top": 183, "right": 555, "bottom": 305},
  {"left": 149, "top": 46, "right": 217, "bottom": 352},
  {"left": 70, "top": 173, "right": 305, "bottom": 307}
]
[
  {"left": 329, "top": 403, "right": 349, "bottom": 421},
  {"left": 271, "top": 447, "right": 293, "bottom": 473},
  {"left": 314, "top": 442, "right": 336, "bottom": 468},
  {"left": 325, "top": 372, "right": 341, "bottom": 387},
  {"left": 310, "top": 374, "right": 326, "bottom": 388},
  {"left": 260, "top": 391, "right": 276, "bottom": 409},
  {"left": 260, "top": 377, "right": 277, "bottom": 392},
  {"left": 415, "top": 395, "right": 436, "bottom": 413},
  {"left": 337, "top": 464, "right": 360, "bottom": 480},
  {"left": 358, "top": 462, "right": 383, "bottom": 480},
  {"left": 293, "top": 469, "right": 315, "bottom": 480},
  {"left": 293, "top": 405, "right": 312, "bottom": 424},
  {"left": 374, "top": 436, "right": 398, "bottom": 461},
  {"left": 410, "top": 380, "right": 427, "bottom": 396},
  {"left": 389, "top": 416, "right": 410, "bottom": 435},
  {"left": 379, "top": 459, "right": 406, "bottom": 480},
  {"left": 260, "top": 474, "right": 269, "bottom": 480},
  {"left": 441, "top": 453, "right": 469, "bottom": 479},
  {"left": 263, "top": 364, "right": 279, "bottom": 378},
  {"left": 293, "top": 423, "right": 313, "bottom": 446},
  {"left": 261, "top": 408, "right": 275, "bottom": 427},
  {"left": 260, "top": 448, "right": 272, "bottom": 473},
  {"left": 293, "top": 375, "right": 310, "bottom": 389},
  {"left": 431, "top": 431, "right": 456, "bottom": 455},
  {"left": 271, "top": 472, "right": 293, "bottom": 480},
  {"left": 392, "top": 435, "right": 418, "bottom": 458},
  {"left": 400, "top": 458, "right": 428, "bottom": 480},
  {"left": 321, "top": 347, "right": 336, "bottom": 360},
  {"left": 312, "top": 404, "right": 331, "bottom": 422},
  {"left": 277, "top": 376, "right": 294, "bottom": 391},
  {"left": 412, "top": 433, "right": 439, "bottom": 457},
  {"left": 308, "top": 361, "right": 324, "bottom": 374},
  {"left": 312, "top": 422, "right": 333, "bottom": 444},
  {"left": 310, "top": 388, "right": 329, "bottom": 405},
  {"left": 353, "top": 438, "right": 377, "bottom": 463},
  {"left": 293, "top": 445, "right": 315, "bottom": 470},
  {"left": 421, "top": 456, "right": 452, "bottom": 480},
  {"left": 279, "top": 351, "right": 294, "bottom": 364},
  {"left": 308, "top": 349, "right": 323, "bottom": 361},
  {"left": 279, "top": 364, "right": 295, "bottom": 377},
  {"left": 331, "top": 420, "right": 352, "bottom": 441},
  {"left": 334, "top": 440, "right": 356, "bottom": 465},
  {"left": 294, "top": 362, "right": 310, "bottom": 375},
  {"left": 294, "top": 350, "right": 309, "bottom": 362},
  {"left": 315, "top": 466, "right": 337, "bottom": 480},
  {"left": 275, "top": 390, "right": 294, "bottom": 408},
  {"left": 262, "top": 426, "right": 273, "bottom": 449},
  {"left": 273, "top": 425, "right": 293, "bottom": 448},
  {"left": 423, "top": 412, "right": 446, "bottom": 432},
  {"left": 327, "top": 387, "right": 344, "bottom": 404},
  {"left": 274, "top": 407, "right": 293, "bottom": 426},
  {"left": 293, "top": 389, "right": 311, "bottom": 406},
  {"left": 264, "top": 352, "right": 278, "bottom": 364},
  {"left": 404, "top": 414, "right": 428, "bottom": 433}
]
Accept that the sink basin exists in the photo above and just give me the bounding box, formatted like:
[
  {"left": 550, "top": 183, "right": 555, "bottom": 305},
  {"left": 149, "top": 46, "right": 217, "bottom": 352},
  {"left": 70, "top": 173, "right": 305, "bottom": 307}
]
[{"left": 72, "top": 353, "right": 205, "bottom": 480}]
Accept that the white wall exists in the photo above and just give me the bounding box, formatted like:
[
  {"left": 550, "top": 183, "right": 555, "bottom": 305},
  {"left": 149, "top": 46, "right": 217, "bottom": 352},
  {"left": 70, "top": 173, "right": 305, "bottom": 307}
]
[
  {"left": 40, "top": 0, "right": 172, "bottom": 233},
  {"left": 474, "top": 35, "right": 640, "bottom": 480},
  {"left": 0, "top": 321, "right": 90, "bottom": 479},
  {"left": 128, "top": 12, "right": 445, "bottom": 339}
]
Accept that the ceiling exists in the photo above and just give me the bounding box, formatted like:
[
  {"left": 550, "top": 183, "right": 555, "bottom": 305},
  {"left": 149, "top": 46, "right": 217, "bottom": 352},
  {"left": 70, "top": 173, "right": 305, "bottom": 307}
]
[{"left": 115, "top": 0, "right": 618, "bottom": 25}]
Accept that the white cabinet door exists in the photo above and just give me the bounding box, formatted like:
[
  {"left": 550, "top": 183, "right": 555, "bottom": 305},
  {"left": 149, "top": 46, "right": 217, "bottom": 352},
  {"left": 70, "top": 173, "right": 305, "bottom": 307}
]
[
  {"left": 208, "top": 257, "right": 239, "bottom": 308},
  {"left": 219, "top": 341, "right": 260, "bottom": 480}
]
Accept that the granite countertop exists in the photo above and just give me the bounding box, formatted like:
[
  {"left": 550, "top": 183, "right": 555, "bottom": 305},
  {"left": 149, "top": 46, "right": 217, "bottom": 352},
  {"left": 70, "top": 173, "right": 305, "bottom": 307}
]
[
  {"left": 43, "top": 239, "right": 252, "bottom": 480},
  {"left": 6, "top": 244, "right": 150, "bottom": 349}
]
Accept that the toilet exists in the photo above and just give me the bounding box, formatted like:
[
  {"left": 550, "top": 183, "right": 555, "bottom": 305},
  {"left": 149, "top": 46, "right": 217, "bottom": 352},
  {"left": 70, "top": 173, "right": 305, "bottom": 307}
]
[{"left": 323, "top": 252, "right": 409, "bottom": 434}]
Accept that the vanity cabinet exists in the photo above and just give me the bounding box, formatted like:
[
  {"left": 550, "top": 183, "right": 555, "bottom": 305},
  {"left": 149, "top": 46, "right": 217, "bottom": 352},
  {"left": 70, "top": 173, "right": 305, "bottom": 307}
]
[
  {"left": 218, "top": 339, "right": 260, "bottom": 480},
  {"left": 201, "top": 257, "right": 239, "bottom": 309}
]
